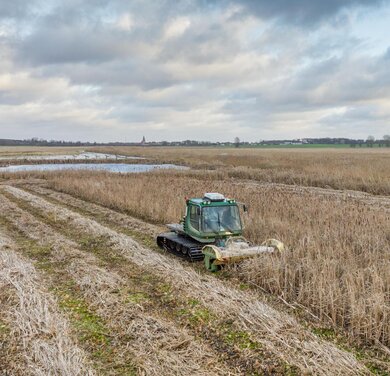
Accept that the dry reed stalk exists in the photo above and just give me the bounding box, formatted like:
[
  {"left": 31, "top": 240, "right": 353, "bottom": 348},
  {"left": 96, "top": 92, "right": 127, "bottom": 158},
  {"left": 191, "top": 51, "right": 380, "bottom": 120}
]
[
  {"left": 0, "top": 146, "right": 84, "bottom": 157},
  {"left": 26, "top": 184, "right": 163, "bottom": 238},
  {"left": 0, "top": 234, "right": 95, "bottom": 376},
  {"left": 47, "top": 170, "right": 390, "bottom": 348},
  {"left": 88, "top": 146, "right": 390, "bottom": 195},
  {"left": 3, "top": 185, "right": 369, "bottom": 375},
  {"left": 0, "top": 191, "right": 234, "bottom": 375},
  {"left": 1, "top": 146, "right": 389, "bottom": 194}
]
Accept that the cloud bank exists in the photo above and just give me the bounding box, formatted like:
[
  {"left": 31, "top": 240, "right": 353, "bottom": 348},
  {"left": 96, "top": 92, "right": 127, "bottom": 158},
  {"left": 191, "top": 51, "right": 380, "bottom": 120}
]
[{"left": 0, "top": 0, "right": 389, "bottom": 141}]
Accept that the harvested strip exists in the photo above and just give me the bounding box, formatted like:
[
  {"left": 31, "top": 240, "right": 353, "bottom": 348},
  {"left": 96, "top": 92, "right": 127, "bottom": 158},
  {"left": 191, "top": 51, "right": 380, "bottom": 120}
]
[
  {"left": 2, "top": 185, "right": 369, "bottom": 375},
  {"left": 0, "top": 192, "right": 234, "bottom": 375},
  {"left": 25, "top": 183, "right": 162, "bottom": 238},
  {"left": 0, "top": 233, "right": 94, "bottom": 376},
  {"left": 0, "top": 239, "right": 25, "bottom": 376},
  {"left": 66, "top": 258, "right": 232, "bottom": 375}
]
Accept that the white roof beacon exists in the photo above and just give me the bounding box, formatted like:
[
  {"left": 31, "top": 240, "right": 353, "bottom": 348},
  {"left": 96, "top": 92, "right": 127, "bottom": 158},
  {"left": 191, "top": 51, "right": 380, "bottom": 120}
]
[{"left": 203, "top": 192, "right": 225, "bottom": 202}]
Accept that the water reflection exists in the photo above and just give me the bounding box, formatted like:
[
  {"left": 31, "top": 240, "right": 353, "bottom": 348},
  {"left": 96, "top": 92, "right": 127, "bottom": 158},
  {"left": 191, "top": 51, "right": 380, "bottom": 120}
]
[{"left": 0, "top": 163, "right": 187, "bottom": 173}]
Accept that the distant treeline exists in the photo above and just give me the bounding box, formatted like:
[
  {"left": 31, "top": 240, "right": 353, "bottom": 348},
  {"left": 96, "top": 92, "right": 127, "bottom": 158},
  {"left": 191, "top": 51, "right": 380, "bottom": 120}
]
[
  {"left": 0, "top": 138, "right": 139, "bottom": 147},
  {"left": 0, "top": 136, "right": 389, "bottom": 147}
]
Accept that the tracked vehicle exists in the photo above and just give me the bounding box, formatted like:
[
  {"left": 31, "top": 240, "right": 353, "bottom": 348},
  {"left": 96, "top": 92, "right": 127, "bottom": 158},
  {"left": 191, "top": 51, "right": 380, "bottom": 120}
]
[{"left": 157, "top": 193, "right": 283, "bottom": 271}]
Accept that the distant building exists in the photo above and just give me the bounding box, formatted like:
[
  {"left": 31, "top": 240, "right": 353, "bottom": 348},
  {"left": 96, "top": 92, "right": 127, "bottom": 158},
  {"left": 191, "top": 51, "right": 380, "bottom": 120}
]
[{"left": 140, "top": 136, "right": 146, "bottom": 145}]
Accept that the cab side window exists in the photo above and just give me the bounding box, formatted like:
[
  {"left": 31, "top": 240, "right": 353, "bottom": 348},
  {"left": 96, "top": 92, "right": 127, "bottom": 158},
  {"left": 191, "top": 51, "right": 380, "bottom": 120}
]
[{"left": 189, "top": 205, "right": 200, "bottom": 231}]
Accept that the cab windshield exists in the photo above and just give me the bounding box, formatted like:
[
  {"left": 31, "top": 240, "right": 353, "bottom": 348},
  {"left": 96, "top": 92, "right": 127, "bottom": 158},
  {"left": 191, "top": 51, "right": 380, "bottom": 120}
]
[{"left": 201, "top": 205, "right": 241, "bottom": 233}]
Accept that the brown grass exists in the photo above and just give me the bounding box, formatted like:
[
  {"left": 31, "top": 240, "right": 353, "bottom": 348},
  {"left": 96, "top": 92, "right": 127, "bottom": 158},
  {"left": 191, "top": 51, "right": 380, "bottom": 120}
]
[
  {"left": 0, "top": 193, "right": 233, "bottom": 375},
  {"left": 0, "top": 146, "right": 84, "bottom": 157},
  {"left": 89, "top": 146, "right": 390, "bottom": 195},
  {"left": 45, "top": 169, "right": 390, "bottom": 349},
  {"left": 0, "top": 234, "right": 94, "bottom": 376},
  {"left": 0, "top": 158, "right": 150, "bottom": 167},
  {"left": 3, "top": 184, "right": 367, "bottom": 374}
]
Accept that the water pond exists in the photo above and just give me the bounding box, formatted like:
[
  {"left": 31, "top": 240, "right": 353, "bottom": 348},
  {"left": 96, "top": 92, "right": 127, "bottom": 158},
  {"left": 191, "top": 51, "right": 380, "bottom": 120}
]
[
  {"left": 0, "top": 152, "right": 144, "bottom": 161},
  {"left": 0, "top": 163, "right": 187, "bottom": 173}
]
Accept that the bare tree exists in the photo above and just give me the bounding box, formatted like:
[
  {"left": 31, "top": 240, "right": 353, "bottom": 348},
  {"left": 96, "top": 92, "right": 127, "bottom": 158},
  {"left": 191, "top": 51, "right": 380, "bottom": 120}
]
[
  {"left": 384, "top": 134, "right": 390, "bottom": 147},
  {"left": 234, "top": 137, "right": 240, "bottom": 148},
  {"left": 366, "top": 135, "right": 375, "bottom": 147}
]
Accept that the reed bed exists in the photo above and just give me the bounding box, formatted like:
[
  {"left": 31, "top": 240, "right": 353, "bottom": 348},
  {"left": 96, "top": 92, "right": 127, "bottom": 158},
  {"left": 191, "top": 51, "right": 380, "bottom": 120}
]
[
  {"left": 0, "top": 146, "right": 84, "bottom": 157},
  {"left": 90, "top": 146, "right": 390, "bottom": 195},
  {"left": 0, "top": 157, "right": 149, "bottom": 167},
  {"left": 47, "top": 170, "right": 390, "bottom": 348},
  {"left": 4, "top": 184, "right": 365, "bottom": 374}
]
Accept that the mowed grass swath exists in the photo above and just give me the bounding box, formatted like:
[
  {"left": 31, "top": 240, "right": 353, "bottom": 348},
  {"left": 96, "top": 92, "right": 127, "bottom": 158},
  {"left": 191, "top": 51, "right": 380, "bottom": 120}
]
[
  {"left": 48, "top": 168, "right": 390, "bottom": 348},
  {"left": 89, "top": 146, "right": 390, "bottom": 195}
]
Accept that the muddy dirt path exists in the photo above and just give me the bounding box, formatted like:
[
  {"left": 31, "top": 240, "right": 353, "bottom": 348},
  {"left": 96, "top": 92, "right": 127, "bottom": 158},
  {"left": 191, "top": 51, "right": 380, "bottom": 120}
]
[
  {"left": 0, "top": 192, "right": 234, "bottom": 375},
  {"left": 0, "top": 233, "right": 94, "bottom": 376},
  {"left": 1, "top": 184, "right": 370, "bottom": 375}
]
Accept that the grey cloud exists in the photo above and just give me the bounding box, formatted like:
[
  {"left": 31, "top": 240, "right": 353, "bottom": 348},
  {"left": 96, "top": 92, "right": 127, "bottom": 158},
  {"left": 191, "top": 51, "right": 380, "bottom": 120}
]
[
  {"left": 37, "top": 59, "right": 178, "bottom": 90},
  {"left": 385, "top": 47, "right": 390, "bottom": 59},
  {"left": 0, "top": 0, "right": 38, "bottom": 19},
  {"left": 18, "top": 26, "right": 131, "bottom": 65},
  {"left": 13, "top": 1, "right": 193, "bottom": 67},
  {"left": 0, "top": 91, "right": 21, "bottom": 105},
  {"left": 217, "top": 48, "right": 390, "bottom": 135},
  {"left": 235, "top": 0, "right": 386, "bottom": 25},
  {"left": 318, "top": 105, "right": 390, "bottom": 137},
  {"left": 1, "top": 0, "right": 390, "bottom": 141},
  {"left": 158, "top": 18, "right": 243, "bottom": 65}
]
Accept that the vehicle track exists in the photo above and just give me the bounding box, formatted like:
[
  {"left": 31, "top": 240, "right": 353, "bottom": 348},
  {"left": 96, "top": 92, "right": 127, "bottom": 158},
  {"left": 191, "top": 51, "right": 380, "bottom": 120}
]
[
  {"left": 0, "top": 233, "right": 95, "bottom": 376},
  {"left": 1, "top": 184, "right": 370, "bottom": 375},
  {"left": 0, "top": 192, "right": 234, "bottom": 375}
]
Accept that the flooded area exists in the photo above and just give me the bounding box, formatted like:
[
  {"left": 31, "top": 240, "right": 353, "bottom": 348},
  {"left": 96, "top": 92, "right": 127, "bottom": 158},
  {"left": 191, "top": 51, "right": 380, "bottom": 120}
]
[
  {"left": 0, "top": 151, "right": 145, "bottom": 161},
  {"left": 0, "top": 163, "right": 187, "bottom": 173}
]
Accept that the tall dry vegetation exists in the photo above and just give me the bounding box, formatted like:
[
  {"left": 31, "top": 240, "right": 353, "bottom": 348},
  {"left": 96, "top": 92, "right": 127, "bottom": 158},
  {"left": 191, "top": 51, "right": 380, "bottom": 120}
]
[
  {"left": 90, "top": 146, "right": 390, "bottom": 195},
  {"left": 48, "top": 170, "right": 390, "bottom": 348},
  {"left": 0, "top": 146, "right": 84, "bottom": 158}
]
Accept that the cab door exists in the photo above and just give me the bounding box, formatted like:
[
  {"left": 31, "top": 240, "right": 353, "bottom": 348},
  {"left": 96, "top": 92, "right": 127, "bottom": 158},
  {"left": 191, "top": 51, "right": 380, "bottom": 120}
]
[{"left": 187, "top": 204, "right": 201, "bottom": 234}]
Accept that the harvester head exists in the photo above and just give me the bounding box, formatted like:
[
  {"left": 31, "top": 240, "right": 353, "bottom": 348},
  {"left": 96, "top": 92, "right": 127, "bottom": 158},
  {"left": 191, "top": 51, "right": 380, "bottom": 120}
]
[
  {"left": 202, "top": 237, "right": 284, "bottom": 272},
  {"left": 157, "top": 192, "right": 284, "bottom": 272}
]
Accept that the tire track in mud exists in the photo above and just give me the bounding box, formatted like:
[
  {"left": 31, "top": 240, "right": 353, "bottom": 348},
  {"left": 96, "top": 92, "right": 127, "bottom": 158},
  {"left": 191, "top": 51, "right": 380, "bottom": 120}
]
[
  {"left": 0, "top": 233, "right": 95, "bottom": 376},
  {"left": 0, "top": 192, "right": 241, "bottom": 375},
  {"left": 2, "top": 185, "right": 370, "bottom": 375}
]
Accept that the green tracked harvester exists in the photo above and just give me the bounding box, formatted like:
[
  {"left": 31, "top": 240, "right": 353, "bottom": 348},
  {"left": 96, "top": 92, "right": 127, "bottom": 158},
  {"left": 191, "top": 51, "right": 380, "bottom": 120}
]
[{"left": 157, "top": 193, "right": 284, "bottom": 271}]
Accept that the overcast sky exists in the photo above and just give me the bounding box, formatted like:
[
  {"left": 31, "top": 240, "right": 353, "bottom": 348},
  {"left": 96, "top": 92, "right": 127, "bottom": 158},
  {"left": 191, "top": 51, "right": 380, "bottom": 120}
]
[{"left": 1, "top": 0, "right": 389, "bottom": 142}]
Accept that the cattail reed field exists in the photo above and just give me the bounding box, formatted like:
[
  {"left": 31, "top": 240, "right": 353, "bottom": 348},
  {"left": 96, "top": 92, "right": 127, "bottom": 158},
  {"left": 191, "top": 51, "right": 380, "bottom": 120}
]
[
  {"left": 1, "top": 146, "right": 389, "bottom": 374},
  {"left": 90, "top": 147, "right": 390, "bottom": 195},
  {"left": 47, "top": 167, "right": 390, "bottom": 347}
]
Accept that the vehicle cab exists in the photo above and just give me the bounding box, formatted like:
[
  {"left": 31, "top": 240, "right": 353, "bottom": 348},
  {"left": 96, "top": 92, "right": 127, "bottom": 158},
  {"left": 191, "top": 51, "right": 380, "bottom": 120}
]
[{"left": 183, "top": 193, "right": 243, "bottom": 243}]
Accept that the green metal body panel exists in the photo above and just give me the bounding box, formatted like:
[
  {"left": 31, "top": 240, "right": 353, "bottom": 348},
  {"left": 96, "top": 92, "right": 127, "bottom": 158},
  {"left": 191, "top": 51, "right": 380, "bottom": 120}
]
[{"left": 182, "top": 198, "right": 243, "bottom": 244}]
